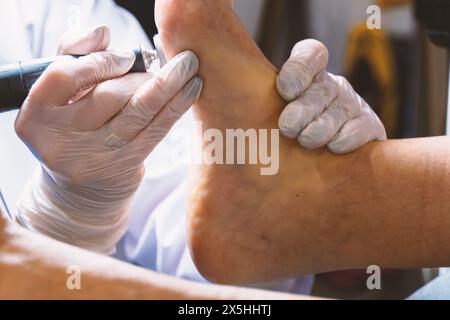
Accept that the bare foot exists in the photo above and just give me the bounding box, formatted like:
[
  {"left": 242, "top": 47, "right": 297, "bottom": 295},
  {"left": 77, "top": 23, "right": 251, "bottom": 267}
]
[{"left": 155, "top": 0, "right": 331, "bottom": 284}]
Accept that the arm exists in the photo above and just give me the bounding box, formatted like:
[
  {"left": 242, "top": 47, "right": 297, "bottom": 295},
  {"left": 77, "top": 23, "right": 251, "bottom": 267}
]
[{"left": 0, "top": 215, "right": 308, "bottom": 299}]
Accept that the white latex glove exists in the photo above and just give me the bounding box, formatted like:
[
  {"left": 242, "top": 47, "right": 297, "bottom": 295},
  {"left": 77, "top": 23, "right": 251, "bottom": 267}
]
[
  {"left": 277, "top": 39, "right": 387, "bottom": 154},
  {"left": 15, "top": 26, "right": 202, "bottom": 254}
]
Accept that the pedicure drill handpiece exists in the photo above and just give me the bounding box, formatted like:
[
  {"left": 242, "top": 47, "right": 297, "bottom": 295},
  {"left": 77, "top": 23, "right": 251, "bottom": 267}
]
[{"left": 0, "top": 35, "right": 166, "bottom": 113}]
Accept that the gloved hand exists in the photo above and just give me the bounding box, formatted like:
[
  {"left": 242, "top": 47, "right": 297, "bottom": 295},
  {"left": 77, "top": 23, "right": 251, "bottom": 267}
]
[
  {"left": 277, "top": 39, "right": 386, "bottom": 154},
  {"left": 15, "top": 26, "right": 202, "bottom": 254}
]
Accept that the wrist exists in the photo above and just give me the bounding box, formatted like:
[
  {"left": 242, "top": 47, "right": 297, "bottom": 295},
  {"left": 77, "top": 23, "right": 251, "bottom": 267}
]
[{"left": 15, "top": 167, "right": 135, "bottom": 254}]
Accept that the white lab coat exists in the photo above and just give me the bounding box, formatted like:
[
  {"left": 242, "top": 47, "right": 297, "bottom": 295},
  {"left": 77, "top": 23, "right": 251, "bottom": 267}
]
[{"left": 0, "top": 0, "right": 313, "bottom": 294}]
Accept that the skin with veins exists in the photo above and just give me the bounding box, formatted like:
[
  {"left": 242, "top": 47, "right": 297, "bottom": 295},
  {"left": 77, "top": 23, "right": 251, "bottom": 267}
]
[{"left": 155, "top": 0, "right": 450, "bottom": 284}]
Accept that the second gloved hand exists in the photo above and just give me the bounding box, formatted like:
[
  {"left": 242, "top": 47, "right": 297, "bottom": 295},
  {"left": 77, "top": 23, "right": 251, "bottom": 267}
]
[
  {"left": 277, "top": 39, "right": 386, "bottom": 154},
  {"left": 15, "top": 26, "right": 202, "bottom": 254}
]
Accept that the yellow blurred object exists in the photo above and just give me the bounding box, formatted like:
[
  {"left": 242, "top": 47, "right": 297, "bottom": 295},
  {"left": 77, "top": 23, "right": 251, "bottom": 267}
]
[
  {"left": 344, "top": 23, "right": 399, "bottom": 137},
  {"left": 377, "top": 0, "right": 412, "bottom": 9}
]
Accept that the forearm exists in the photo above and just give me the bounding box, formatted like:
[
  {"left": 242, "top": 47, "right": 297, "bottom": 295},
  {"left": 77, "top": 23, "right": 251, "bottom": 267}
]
[
  {"left": 300, "top": 136, "right": 450, "bottom": 273},
  {"left": 0, "top": 217, "right": 306, "bottom": 299}
]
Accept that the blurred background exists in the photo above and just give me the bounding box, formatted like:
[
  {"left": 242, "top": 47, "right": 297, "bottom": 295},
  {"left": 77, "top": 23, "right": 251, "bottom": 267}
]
[{"left": 115, "top": 0, "right": 449, "bottom": 300}]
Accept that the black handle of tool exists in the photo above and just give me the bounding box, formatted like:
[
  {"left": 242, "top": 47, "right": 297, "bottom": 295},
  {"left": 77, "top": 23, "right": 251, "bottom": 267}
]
[{"left": 0, "top": 48, "right": 146, "bottom": 112}]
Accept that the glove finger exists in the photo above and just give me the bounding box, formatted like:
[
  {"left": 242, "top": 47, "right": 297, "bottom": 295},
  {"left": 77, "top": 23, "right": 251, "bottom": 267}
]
[
  {"left": 277, "top": 39, "right": 329, "bottom": 101},
  {"left": 120, "top": 77, "right": 203, "bottom": 164},
  {"left": 74, "top": 72, "right": 153, "bottom": 131},
  {"left": 298, "top": 74, "right": 366, "bottom": 150},
  {"left": 328, "top": 109, "right": 387, "bottom": 154},
  {"left": 30, "top": 50, "right": 136, "bottom": 106},
  {"left": 101, "top": 51, "right": 199, "bottom": 147},
  {"left": 298, "top": 100, "right": 349, "bottom": 150},
  {"left": 279, "top": 72, "right": 338, "bottom": 139}
]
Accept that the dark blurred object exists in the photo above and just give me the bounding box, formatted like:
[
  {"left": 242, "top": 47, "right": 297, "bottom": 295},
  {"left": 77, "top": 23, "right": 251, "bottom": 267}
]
[
  {"left": 115, "top": 0, "right": 157, "bottom": 39},
  {"left": 416, "top": 0, "right": 450, "bottom": 48},
  {"left": 258, "top": 0, "right": 309, "bottom": 68}
]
